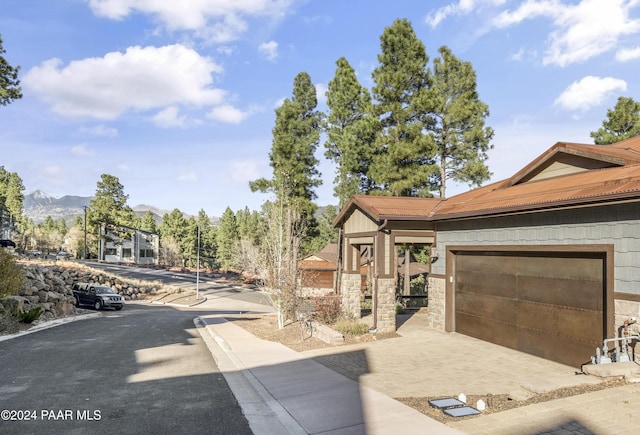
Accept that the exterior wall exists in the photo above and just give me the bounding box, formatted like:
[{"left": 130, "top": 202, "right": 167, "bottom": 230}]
[
  {"left": 427, "top": 276, "right": 446, "bottom": 330},
  {"left": 340, "top": 272, "right": 362, "bottom": 319},
  {"left": 613, "top": 299, "right": 640, "bottom": 363},
  {"left": 344, "top": 209, "right": 378, "bottom": 233},
  {"left": 431, "top": 203, "right": 640, "bottom": 295}
]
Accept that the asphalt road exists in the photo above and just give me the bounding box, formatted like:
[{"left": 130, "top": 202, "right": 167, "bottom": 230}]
[
  {"left": 0, "top": 304, "right": 254, "bottom": 435},
  {"left": 84, "top": 261, "right": 272, "bottom": 307}
]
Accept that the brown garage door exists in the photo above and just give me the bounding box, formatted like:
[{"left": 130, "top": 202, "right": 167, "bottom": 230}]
[{"left": 455, "top": 251, "right": 606, "bottom": 367}]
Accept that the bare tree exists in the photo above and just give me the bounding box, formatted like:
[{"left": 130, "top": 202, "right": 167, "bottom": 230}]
[{"left": 257, "top": 200, "right": 306, "bottom": 329}]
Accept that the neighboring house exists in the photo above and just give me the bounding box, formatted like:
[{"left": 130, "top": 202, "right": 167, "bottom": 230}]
[
  {"left": 99, "top": 226, "right": 159, "bottom": 266},
  {"left": 334, "top": 136, "right": 640, "bottom": 367},
  {"left": 299, "top": 244, "right": 340, "bottom": 295}
]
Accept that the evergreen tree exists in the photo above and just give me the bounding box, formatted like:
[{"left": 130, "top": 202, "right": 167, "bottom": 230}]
[
  {"left": 0, "top": 167, "right": 25, "bottom": 229},
  {"left": 139, "top": 211, "right": 158, "bottom": 234},
  {"left": 159, "top": 209, "right": 188, "bottom": 266},
  {"left": 370, "top": 18, "right": 437, "bottom": 196},
  {"left": 429, "top": 46, "right": 494, "bottom": 198},
  {"left": 0, "top": 34, "right": 22, "bottom": 106},
  {"left": 591, "top": 96, "right": 640, "bottom": 144},
  {"left": 88, "top": 174, "right": 135, "bottom": 234},
  {"left": 159, "top": 209, "right": 188, "bottom": 242},
  {"left": 325, "top": 57, "right": 378, "bottom": 206},
  {"left": 304, "top": 205, "right": 339, "bottom": 254},
  {"left": 195, "top": 209, "right": 217, "bottom": 269},
  {"left": 250, "top": 71, "right": 323, "bottom": 217},
  {"left": 217, "top": 207, "right": 238, "bottom": 272}
]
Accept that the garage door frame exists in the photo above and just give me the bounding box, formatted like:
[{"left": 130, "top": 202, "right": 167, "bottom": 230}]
[{"left": 444, "top": 245, "right": 614, "bottom": 357}]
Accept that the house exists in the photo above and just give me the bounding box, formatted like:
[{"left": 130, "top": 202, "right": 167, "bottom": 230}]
[
  {"left": 334, "top": 136, "right": 640, "bottom": 367},
  {"left": 99, "top": 226, "right": 159, "bottom": 265}
]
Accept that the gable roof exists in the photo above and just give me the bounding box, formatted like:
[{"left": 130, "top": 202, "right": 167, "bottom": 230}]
[
  {"left": 433, "top": 135, "right": 640, "bottom": 220},
  {"left": 333, "top": 136, "right": 640, "bottom": 226},
  {"left": 333, "top": 195, "right": 444, "bottom": 227}
]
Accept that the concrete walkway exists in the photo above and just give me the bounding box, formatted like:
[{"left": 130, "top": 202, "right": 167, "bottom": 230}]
[
  {"left": 195, "top": 306, "right": 640, "bottom": 435},
  {"left": 196, "top": 315, "right": 461, "bottom": 435}
]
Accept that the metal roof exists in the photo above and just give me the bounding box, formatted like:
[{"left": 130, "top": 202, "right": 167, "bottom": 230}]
[{"left": 334, "top": 136, "right": 640, "bottom": 226}]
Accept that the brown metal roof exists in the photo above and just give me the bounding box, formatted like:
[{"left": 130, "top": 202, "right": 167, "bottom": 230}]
[
  {"left": 333, "top": 136, "right": 640, "bottom": 226},
  {"left": 333, "top": 195, "right": 444, "bottom": 226},
  {"left": 434, "top": 136, "right": 640, "bottom": 220}
]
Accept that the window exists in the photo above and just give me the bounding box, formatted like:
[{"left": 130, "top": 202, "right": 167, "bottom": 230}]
[
  {"left": 105, "top": 248, "right": 117, "bottom": 256},
  {"left": 123, "top": 248, "right": 132, "bottom": 258}
]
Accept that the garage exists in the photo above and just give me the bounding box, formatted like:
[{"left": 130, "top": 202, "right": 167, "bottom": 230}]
[{"left": 453, "top": 249, "right": 610, "bottom": 367}]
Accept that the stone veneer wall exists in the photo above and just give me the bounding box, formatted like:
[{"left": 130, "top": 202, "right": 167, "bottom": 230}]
[
  {"left": 375, "top": 278, "right": 396, "bottom": 334},
  {"left": 427, "top": 276, "right": 446, "bottom": 331},
  {"left": 340, "top": 272, "right": 362, "bottom": 319},
  {"left": 613, "top": 299, "right": 640, "bottom": 363}
]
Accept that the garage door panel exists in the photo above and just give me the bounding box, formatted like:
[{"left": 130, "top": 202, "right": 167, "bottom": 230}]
[
  {"left": 517, "top": 276, "right": 603, "bottom": 311},
  {"left": 518, "top": 256, "right": 603, "bottom": 281},
  {"left": 457, "top": 292, "right": 517, "bottom": 324},
  {"left": 517, "top": 301, "right": 604, "bottom": 342},
  {"left": 519, "top": 328, "right": 595, "bottom": 366},
  {"left": 455, "top": 250, "right": 606, "bottom": 368},
  {"left": 456, "top": 313, "right": 517, "bottom": 349},
  {"left": 457, "top": 270, "right": 517, "bottom": 298},
  {"left": 457, "top": 254, "right": 518, "bottom": 274}
]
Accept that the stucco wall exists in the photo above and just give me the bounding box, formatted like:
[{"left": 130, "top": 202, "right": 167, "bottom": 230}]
[{"left": 431, "top": 202, "right": 640, "bottom": 295}]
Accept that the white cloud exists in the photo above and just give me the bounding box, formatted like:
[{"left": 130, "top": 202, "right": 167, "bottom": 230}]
[
  {"left": 71, "top": 144, "right": 94, "bottom": 156},
  {"left": 616, "top": 46, "right": 640, "bottom": 61},
  {"left": 177, "top": 171, "right": 198, "bottom": 182},
  {"left": 23, "top": 44, "right": 226, "bottom": 120},
  {"left": 152, "top": 106, "right": 188, "bottom": 128},
  {"left": 426, "top": 0, "right": 507, "bottom": 28},
  {"left": 554, "top": 75, "right": 627, "bottom": 112},
  {"left": 493, "top": 0, "right": 640, "bottom": 67},
  {"left": 80, "top": 124, "right": 118, "bottom": 137},
  {"left": 227, "top": 160, "right": 261, "bottom": 184},
  {"left": 207, "top": 104, "right": 250, "bottom": 123},
  {"left": 258, "top": 40, "right": 279, "bottom": 61},
  {"left": 86, "top": 0, "right": 294, "bottom": 42}
]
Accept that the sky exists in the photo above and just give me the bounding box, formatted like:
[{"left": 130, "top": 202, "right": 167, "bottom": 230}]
[{"left": 1, "top": 0, "right": 639, "bottom": 218}]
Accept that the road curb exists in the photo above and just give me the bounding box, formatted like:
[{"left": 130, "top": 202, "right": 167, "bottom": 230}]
[{"left": 0, "top": 312, "right": 102, "bottom": 342}]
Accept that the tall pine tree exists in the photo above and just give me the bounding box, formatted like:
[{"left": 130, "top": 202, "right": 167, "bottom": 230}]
[
  {"left": 429, "top": 46, "right": 494, "bottom": 198},
  {"left": 250, "top": 71, "right": 323, "bottom": 217},
  {"left": 591, "top": 96, "right": 640, "bottom": 144},
  {"left": 325, "top": 57, "right": 378, "bottom": 206},
  {"left": 370, "top": 18, "right": 437, "bottom": 197}
]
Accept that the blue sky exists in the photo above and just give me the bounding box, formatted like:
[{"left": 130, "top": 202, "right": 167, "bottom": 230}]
[{"left": 1, "top": 0, "right": 639, "bottom": 217}]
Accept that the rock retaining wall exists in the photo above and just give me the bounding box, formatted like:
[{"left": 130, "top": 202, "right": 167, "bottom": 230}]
[{"left": 0, "top": 261, "right": 165, "bottom": 323}]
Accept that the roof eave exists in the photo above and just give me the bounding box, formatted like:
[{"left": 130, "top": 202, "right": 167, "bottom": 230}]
[{"left": 430, "top": 192, "right": 640, "bottom": 221}]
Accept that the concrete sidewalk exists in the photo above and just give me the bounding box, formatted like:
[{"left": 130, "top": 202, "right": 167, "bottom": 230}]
[
  {"left": 195, "top": 315, "right": 462, "bottom": 435},
  {"left": 195, "top": 309, "right": 640, "bottom": 435}
]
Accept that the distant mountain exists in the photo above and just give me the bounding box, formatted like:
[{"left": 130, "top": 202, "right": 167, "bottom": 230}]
[
  {"left": 23, "top": 190, "right": 92, "bottom": 224},
  {"left": 23, "top": 191, "right": 172, "bottom": 224}
]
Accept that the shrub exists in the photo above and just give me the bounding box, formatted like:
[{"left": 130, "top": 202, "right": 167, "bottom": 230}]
[
  {"left": 0, "top": 249, "right": 25, "bottom": 299},
  {"left": 313, "top": 294, "right": 341, "bottom": 324},
  {"left": 333, "top": 316, "right": 370, "bottom": 336},
  {"left": 16, "top": 306, "right": 43, "bottom": 324}
]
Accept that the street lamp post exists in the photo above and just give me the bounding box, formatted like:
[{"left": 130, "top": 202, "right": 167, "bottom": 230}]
[
  {"left": 196, "top": 225, "right": 200, "bottom": 300},
  {"left": 83, "top": 206, "right": 87, "bottom": 260}
]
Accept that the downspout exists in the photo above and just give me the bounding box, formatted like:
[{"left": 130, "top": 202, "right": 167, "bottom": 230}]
[{"left": 371, "top": 219, "right": 389, "bottom": 333}]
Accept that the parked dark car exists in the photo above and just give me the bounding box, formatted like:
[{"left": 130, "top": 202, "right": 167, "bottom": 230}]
[
  {"left": 72, "top": 282, "right": 125, "bottom": 310},
  {"left": 0, "top": 239, "right": 16, "bottom": 248}
]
